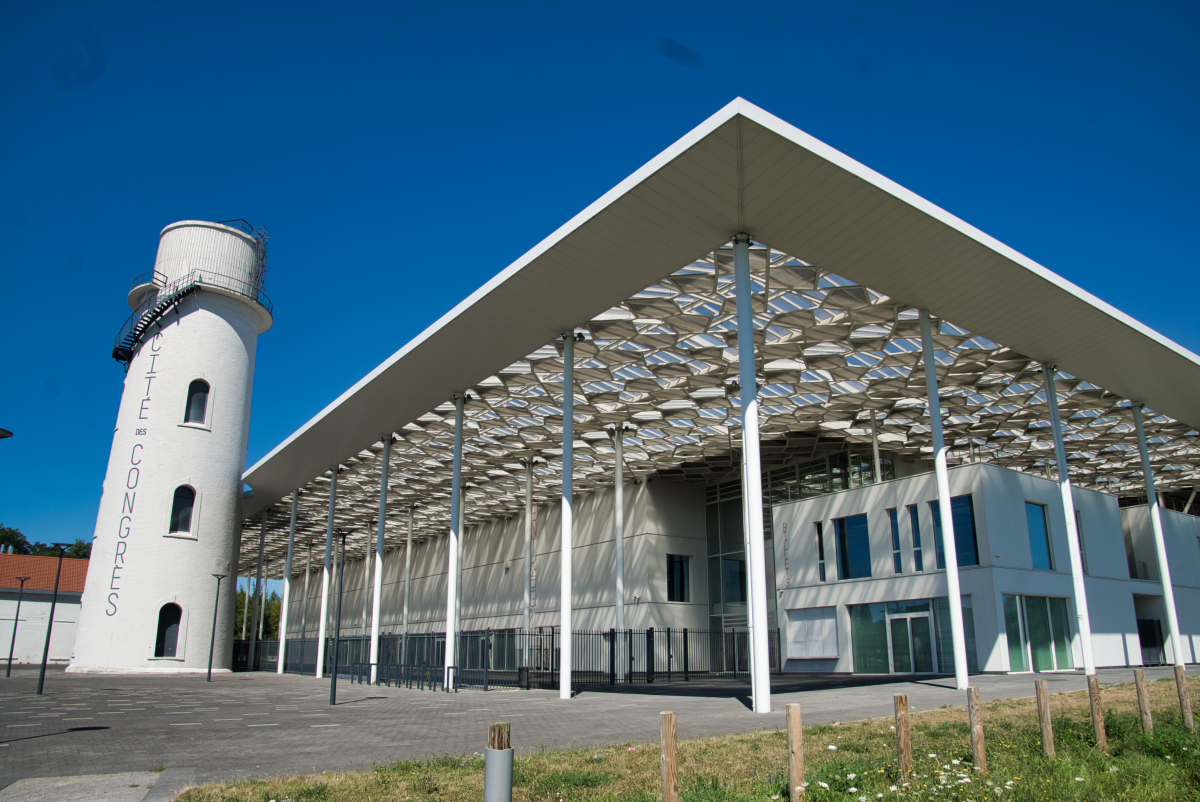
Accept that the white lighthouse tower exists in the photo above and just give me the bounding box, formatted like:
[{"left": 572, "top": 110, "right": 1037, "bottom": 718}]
[{"left": 70, "top": 220, "right": 273, "bottom": 673}]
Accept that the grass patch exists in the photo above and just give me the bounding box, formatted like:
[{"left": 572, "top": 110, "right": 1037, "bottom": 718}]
[{"left": 178, "top": 674, "right": 1200, "bottom": 802}]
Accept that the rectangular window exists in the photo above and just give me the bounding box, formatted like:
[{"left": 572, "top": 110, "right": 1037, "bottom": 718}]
[
  {"left": 815, "top": 522, "right": 826, "bottom": 582},
  {"left": 1075, "top": 510, "right": 1088, "bottom": 575},
  {"left": 721, "top": 557, "right": 746, "bottom": 612},
  {"left": 786, "top": 606, "right": 838, "bottom": 659},
  {"left": 666, "top": 554, "right": 690, "bottom": 602},
  {"left": 888, "top": 508, "right": 902, "bottom": 575},
  {"left": 835, "top": 514, "right": 872, "bottom": 580},
  {"left": 908, "top": 505, "right": 924, "bottom": 572},
  {"left": 929, "top": 495, "right": 980, "bottom": 569},
  {"left": 933, "top": 595, "right": 979, "bottom": 674},
  {"left": 1025, "top": 502, "right": 1054, "bottom": 570}
]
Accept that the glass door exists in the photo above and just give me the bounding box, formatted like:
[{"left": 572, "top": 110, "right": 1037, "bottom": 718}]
[
  {"left": 1004, "top": 595, "right": 1074, "bottom": 672},
  {"left": 887, "top": 613, "right": 936, "bottom": 674}
]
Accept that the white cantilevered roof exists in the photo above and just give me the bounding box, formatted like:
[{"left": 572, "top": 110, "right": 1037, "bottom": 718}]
[{"left": 237, "top": 98, "right": 1200, "bottom": 575}]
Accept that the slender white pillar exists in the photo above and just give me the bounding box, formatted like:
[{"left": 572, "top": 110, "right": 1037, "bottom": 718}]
[
  {"left": 1043, "top": 365, "right": 1096, "bottom": 675},
  {"left": 300, "top": 544, "right": 311, "bottom": 638},
  {"left": 560, "top": 331, "right": 576, "bottom": 701},
  {"left": 249, "top": 510, "right": 267, "bottom": 669},
  {"left": 1133, "top": 404, "right": 1186, "bottom": 667},
  {"left": 402, "top": 505, "right": 413, "bottom": 664},
  {"left": 362, "top": 530, "right": 371, "bottom": 635},
  {"left": 919, "top": 310, "right": 969, "bottom": 691},
  {"left": 369, "top": 437, "right": 390, "bottom": 683},
  {"left": 732, "top": 234, "right": 771, "bottom": 714},
  {"left": 1184, "top": 487, "right": 1197, "bottom": 515},
  {"left": 522, "top": 462, "right": 533, "bottom": 638},
  {"left": 277, "top": 492, "right": 297, "bottom": 674},
  {"left": 443, "top": 393, "right": 466, "bottom": 686},
  {"left": 613, "top": 427, "right": 626, "bottom": 635},
  {"left": 315, "top": 468, "right": 337, "bottom": 678},
  {"left": 870, "top": 415, "right": 882, "bottom": 483}
]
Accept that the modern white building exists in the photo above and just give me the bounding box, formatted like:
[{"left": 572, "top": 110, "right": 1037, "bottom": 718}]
[
  {"left": 71, "top": 220, "right": 272, "bottom": 674},
  {"left": 87, "top": 101, "right": 1200, "bottom": 709}
]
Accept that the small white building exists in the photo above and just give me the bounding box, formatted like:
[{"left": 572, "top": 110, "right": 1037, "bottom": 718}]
[{"left": 0, "top": 555, "right": 87, "bottom": 665}]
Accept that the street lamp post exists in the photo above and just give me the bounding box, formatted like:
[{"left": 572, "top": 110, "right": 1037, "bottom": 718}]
[
  {"left": 208, "top": 574, "right": 227, "bottom": 682},
  {"left": 6, "top": 577, "right": 29, "bottom": 677},
  {"left": 36, "top": 544, "right": 71, "bottom": 695},
  {"left": 329, "top": 531, "right": 347, "bottom": 706}
]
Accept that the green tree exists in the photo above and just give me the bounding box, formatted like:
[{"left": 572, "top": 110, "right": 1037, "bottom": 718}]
[
  {"left": 235, "top": 588, "right": 283, "bottom": 640},
  {"left": 0, "top": 525, "right": 90, "bottom": 559}
]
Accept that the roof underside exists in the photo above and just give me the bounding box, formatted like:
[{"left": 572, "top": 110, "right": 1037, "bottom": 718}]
[{"left": 237, "top": 99, "right": 1200, "bottom": 576}]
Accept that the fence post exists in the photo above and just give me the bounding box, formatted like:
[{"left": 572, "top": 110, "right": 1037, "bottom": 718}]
[
  {"left": 786, "top": 703, "right": 804, "bottom": 801},
  {"left": 660, "top": 711, "right": 679, "bottom": 802},
  {"left": 609, "top": 628, "right": 616, "bottom": 686},
  {"left": 1134, "top": 669, "right": 1153, "bottom": 733},
  {"left": 968, "top": 686, "right": 986, "bottom": 773},
  {"left": 1035, "top": 679, "right": 1054, "bottom": 758},
  {"left": 484, "top": 629, "right": 491, "bottom": 692},
  {"left": 894, "top": 694, "right": 911, "bottom": 779},
  {"left": 484, "top": 722, "right": 513, "bottom": 802},
  {"left": 1176, "top": 665, "right": 1195, "bottom": 733},
  {"left": 683, "top": 628, "right": 689, "bottom": 682},
  {"left": 666, "top": 627, "right": 672, "bottom": 682},
  {"left": 1087, "top": 675, "right": 1107, "bottom": 752},
  {"left": 647, "top": 628, "right": 655, "bottom": 684}
]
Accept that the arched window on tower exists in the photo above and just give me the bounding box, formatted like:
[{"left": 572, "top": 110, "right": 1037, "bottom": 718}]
[
  {"left": 169, "top": 486, "right": 195, "bottom": 533},
  {"left": 184, "top": 380, "right": 209, "bottom": 425},
  {"left": 155, "top": 603, "right": 182, "bottom": 657}
]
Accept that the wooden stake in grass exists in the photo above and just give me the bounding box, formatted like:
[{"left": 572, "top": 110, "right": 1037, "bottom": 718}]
[
  {"left": 488, "top": 722, "right": 511, "bottom": 750},
  {"left": 1087, "top": 675, "right": 1108, "bottom": 752},
  {"left": 1035, "top": 679, "right": 1055, "bottom": 759},
  {"left": 786, "top": 703, "right": 804, "bottom": 800},
  {"left": 660, "top": 711, "right": 679, "bottom": 802},
  {"left": 1176, "top": 665, "right": 1195, "bottom": 733},
  {"left": 1134, "top": 669, "right": 1153, "bottom": 733},
  {"left": 967, "top": 686, "right": 986, "bottom": 773},
  {"left": 894, "top": 694, "right": 912, "bottom": 779}
]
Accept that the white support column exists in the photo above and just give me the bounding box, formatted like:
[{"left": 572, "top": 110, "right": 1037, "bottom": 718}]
[
  {"left": 370, "top": 436, "right": 390, "bottom": 683},
  {"left": 402, "top": 505, "right": 413, "bottom": 664},
  {"left": 315, "top": 468, "right": 337, "bottom": 678},
  {"left": 732, "top": 233, "right": 771, "bottom": 714},
  {"left": 443, "top": 393, "right": 466, "bottom": 686},
  {"left": 249, "top": 510, "right": 267, "bottom": 669},
  {"left": 560, "top": 331, "right": 576, "bottom": 701},
  {"left": 362, "top": 531, "right": 371, "bottom": 636},
  {"left": 612, "top": 427, "right": 626, "bottom": 635},
  {"left": 278, "top": 492, "right": 298, "bottom": 674},
  {"left": 522, "top": 462, "right": 533, "bottom": 639},
  {"left": 1185, "top": 487, "right": 1197, "bottom": 516},
  {"left": 1133, "top": 404, "right": 1186, "bottom": 667},
  {"left": 1043, "top": 364, "right": 1096, "bottom": 675},
  {"left": 870, "top": 414, "right": 883, "bottom": 483},
  {"left": 920, "top": 309, "right": 969, "bottom": 691},
  {"left": 300, "top": 542, "right": 311, "bottom": 639}
]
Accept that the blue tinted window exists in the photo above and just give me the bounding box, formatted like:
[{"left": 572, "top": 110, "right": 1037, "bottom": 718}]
[
  {"left": 1025, "top": 503, "right": 1053, "bottom": 570},
  {"left": 835, "top": 514, "right": 872, "bottom": 580},
  {"left": 929, "top": 495, "right": 979, "bottom": 568}
]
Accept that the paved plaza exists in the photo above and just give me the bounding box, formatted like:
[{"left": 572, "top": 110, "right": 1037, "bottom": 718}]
[{"left": 0, "top": 665, "right": 1191, "bottom": 799}]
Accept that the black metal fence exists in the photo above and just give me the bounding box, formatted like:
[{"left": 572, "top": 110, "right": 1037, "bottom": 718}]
[{"left": 234, "top": 628, "right": 780, "bottom": 693}]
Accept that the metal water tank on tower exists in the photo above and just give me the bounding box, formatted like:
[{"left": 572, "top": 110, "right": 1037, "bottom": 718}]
[{"left": 70, "top": 220, "right": 273, "bottom": 673}]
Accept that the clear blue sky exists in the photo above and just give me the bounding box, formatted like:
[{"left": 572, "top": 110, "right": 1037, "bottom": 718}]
[{"left": 2, "top": 1, "right": 1198, "bottom": 548}]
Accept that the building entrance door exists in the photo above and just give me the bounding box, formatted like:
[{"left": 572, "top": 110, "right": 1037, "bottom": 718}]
[{"left": 887, "top": 613, "right": 935, "bottom": 674}]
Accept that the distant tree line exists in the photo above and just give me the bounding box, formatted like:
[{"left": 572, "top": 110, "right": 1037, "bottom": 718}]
[
  {"left": 0, "top": 524, "right": 91, "bottom": 559},
  {"left": 235, "top": 587, "right": 281, "bottom": 640}
]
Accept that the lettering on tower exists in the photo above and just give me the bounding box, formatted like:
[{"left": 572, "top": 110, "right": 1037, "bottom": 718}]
[{"left": 107, "top": 332, "right": 162, "bottom": 616}]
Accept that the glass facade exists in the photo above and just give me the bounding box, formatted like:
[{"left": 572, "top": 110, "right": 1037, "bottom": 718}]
[
  {"left": 1002, "top": 594, "right": 1074, "bottom": 672},
  {"left": 705, "top": 489, "right": 745, "bottom": 617},
  {"left": 849, "top": 597, "right": 976, "bottom": 675}
]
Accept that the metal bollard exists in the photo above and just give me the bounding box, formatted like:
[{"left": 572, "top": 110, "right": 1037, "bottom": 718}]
[{"left": 484, "top": 723, "right": 513, "bottom": 802}]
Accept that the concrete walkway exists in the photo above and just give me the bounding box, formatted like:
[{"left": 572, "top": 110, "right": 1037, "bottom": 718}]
[{"left": 0, "top": 665, "right": 1190, "bottom": 799}]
